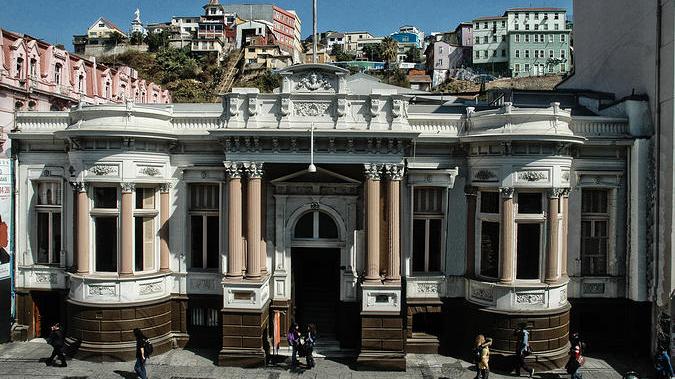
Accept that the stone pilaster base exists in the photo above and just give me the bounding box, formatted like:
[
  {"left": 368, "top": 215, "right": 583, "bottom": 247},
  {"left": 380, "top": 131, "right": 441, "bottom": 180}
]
[
  {"left": 66, "top": 297, "right": 173, "bottom": 361},
  {"left": 406, "top": 300, "right": 443, "bottom": 354},
  {"left": 170, "top": 295, "right": 188, "bottom": 348},
  {"left": 218, "top": 306, "right": 269, "bottom": 367},
  {"left": 356, "top": 313, "right": 406, "bottom": 371},
  {"left": 467, "top": 303, "right": 571, "bottom": 371}
]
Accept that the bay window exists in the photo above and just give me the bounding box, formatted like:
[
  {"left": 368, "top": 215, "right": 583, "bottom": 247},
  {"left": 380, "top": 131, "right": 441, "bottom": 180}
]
[
  {"left": 515, "top": 192, "right": 544, "bottom": 280},
  {"left": 412, "top": 187, "right": 445, "bottom": 273},
  {"left": 35, "top": 182, "right": 62, "bottom": 264},
  {"left": 92, "top": 186, "right": 118, "bottom": 272},
  {"left": 189, "top": 184, "right": 220, "bottom": 270}
]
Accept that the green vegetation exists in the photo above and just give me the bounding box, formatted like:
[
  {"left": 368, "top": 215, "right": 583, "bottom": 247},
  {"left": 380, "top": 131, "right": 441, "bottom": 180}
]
[
  {"left": 405, "top": 46, "right": 422, "bottom": 64},
  {"left": 380, "top": 36, "right": 399, "bottom": 68},
  {"left": 331, "top": 45, "right": 355, "bottom": 62},
  {"left": 372, "top": 68, "right": 409, "bottom": 88},
  {"left": 234, "top": 70, "right": 282, "bottom": 93},
  {"left": 98, "top": 47, "right": 224, "bottom": 103}
]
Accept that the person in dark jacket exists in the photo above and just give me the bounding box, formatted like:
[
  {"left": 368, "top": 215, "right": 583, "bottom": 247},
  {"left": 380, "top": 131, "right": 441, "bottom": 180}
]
[
  {"left": 133, "top": 328, "right": 148, "bottom": 379},
  {"left": 45, "top": 323, "right": 66, "bottom": 367},
  {"left": 514, "top": 324, "right": 534, "bottom": 378},
  {"left": 655, "top": 344, "right": 674, "bottom": 379},
  {"left": 287, "top": 322, "right": 300, "bottom": 370},
  {"left": 305, "top": 323, "right": 317, "bottom": 369},
  {"left": 566, "top": 332, "right": 585, "bottom": 379}
]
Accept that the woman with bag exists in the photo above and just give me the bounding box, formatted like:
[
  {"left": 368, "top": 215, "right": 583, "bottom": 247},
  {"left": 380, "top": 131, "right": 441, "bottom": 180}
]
[
  {"left": 474, "top": 335, "right": 492, "bottom": 379},
  {"left": 287, "top": 322, "right": 301, "bottom": 370},
  {"left": 566, "top": 332, "right": 585, "bottom": 379}
]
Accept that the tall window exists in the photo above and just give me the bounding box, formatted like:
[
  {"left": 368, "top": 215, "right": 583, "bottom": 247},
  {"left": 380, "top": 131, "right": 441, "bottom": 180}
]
[
  {"left": 479, "top": 191, "right": 500, "bottom": 278},
  {"left": 92, "top": 187, "right": 118, "bottom": 272},
  {"left": 29, "top": 58, "right": 37, "bottom": 78},
  {"left": 412, "top": 187, "right": 444, "bottom": 272},
  {"left": 515, "top": 34, "right": 521, "bottom": 42},
  {"left": 515, "top": 192, "right": 544, "bottom": 280},
  {"left": 54, "top": 63, "right": 62, "bottom": 85},
  {"left": 35, "top": 182, "right": 62, "bottom": 264},
  {"left": 189, "top": 184, "right": 219, "bottom": 270},
  {"left": 294, "top": 211, "right": 338, "bottom": 239},
  {"left": 581, "top": 189, "right": 609, "bottom": 276},
  {"left": 78, "top": 74, "right": 85, "bottom": 93},
  {"left": 16, "top": 57, "right": 24, "bottom": 79},
  {"left": 134, "top": 187, "right": 157, "bottom": 272}
]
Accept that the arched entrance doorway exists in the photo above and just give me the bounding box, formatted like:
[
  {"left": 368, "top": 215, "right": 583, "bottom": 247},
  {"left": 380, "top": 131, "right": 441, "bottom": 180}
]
[{"left": 291, "top": 210, "right": 341, "bottom": 342}]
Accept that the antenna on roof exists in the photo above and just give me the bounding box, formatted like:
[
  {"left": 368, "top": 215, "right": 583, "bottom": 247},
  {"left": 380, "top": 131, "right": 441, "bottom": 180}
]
[{"left": 312, "top": 0, "right": 318, "bottom": 63}]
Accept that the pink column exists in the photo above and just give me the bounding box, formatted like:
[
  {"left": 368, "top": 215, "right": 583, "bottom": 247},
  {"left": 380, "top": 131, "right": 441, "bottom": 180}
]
[
  {"left": 225, "top": 162, "right": 244, "bottom": 279},
  {"left": 385, "top": 164, "right": 403, "bottom": 282},
  {"left": 465, "top": 187, "right": 477, "bottom": 278},
  {"left": 545, "top": 189, "right": 562, "bottom": 284},
  {"left": 159, "top": 183, "right": 171, "bottom": 273},
  {"left": 499, "top": 187, "right": 514, "bottom": 284},
  {"left": 364, "top": 164, "right": 382, "bottom": 283},
  {"left": 72, "top": 182, "right": 89, "bottom": 275},
  {"left": 245, "top": 162, "right": 264, "bottom": 279},
  {"left": 561, "top": 189, "right": 570, "bottom": 278},
  {"left": 119, "top": 182, "right": 135, "bottom": 277}
]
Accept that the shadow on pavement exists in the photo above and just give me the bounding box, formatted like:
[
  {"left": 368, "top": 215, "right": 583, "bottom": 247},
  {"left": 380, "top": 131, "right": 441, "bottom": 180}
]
[{"left": 113, "top": 370, "right": 138, "bottom": 379}]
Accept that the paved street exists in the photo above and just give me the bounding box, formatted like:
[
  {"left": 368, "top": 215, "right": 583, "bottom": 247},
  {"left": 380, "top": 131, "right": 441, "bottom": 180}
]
[{"left": 0, "top": 339, "right": 653, "bottom": 378}]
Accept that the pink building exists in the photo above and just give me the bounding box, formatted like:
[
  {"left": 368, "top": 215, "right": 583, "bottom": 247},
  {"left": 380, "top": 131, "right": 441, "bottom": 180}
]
[{"left": 0, "top": 28, "right": 171, "bottom": 151}]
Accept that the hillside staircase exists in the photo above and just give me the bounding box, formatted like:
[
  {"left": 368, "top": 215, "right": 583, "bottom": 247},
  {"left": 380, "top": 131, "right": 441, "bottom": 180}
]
[{"left": 218, "top": 49, "right": 244, "bottom": 94}]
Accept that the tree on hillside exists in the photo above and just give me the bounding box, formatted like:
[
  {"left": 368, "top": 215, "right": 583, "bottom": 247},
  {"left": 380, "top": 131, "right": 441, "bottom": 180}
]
[
  {"left": 106, "top": 31, "right": 127, "bottom": 47},
  {"left": 145, "top": 30, "right": 170, "bottom": 52},
  {"left": 153, "top": 47, "right": 200, "bottom": 83},
  {"left": 380, "top": 37, "right": 399, "bottom": 69},
  {"left": 361, "top": 43, "right": 383, "bottom": 61},
  {"left": 331, "top": 44, "right": 355, "bottom": 62},
  {"left": 405, "top": 46, "right": 422, "bottom": 63},
  {"left": 382, "top": 68, "right": 409, "bottom": 88},
  {"left": 130, "top": 31, "right": 144, "bottom": 45}
]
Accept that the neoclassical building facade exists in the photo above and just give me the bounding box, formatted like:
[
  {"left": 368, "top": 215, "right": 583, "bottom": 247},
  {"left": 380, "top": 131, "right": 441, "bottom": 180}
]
[{"left": 10, "top": 64, "right": 652, "bottom": 368}]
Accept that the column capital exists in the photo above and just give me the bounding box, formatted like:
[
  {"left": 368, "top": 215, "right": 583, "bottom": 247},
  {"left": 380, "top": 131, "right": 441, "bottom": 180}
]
[
  {"left": 224, "top": 161, "right": 243, "bottom": 179},
  {"left": 243, "top": 161, "right": 264, "bottom": 179},
  {"left": 364, "top": 163, "right": 382, "bottom": 181},
  {"left": 159, "top": 182, "right": 172, "bottom": 193},
  {"left": 120, "top": 182, "right": 135, "bottom": 193},
  {"left": 548, "top": 187, "right": 566, "bottom": 199},
  {"left": 499, "top": 187, "right": 514, "bottom": 199},
  {"left": 560, "top": 187, "right": 571, "bottom": 198},
  {"left": 383, "top": 163, "right": 405, "bottom": 181},
  {"left": 69, "top": 181, "right": 89, "bottom": 193},
  {"left": 464, "top": 186, "right": 478, "bottom": 196}
]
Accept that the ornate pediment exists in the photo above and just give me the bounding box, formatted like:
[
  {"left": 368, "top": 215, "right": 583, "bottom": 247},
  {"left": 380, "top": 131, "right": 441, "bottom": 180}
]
[{"left": 279, "top": 63, "right": 348, "bottom": 95}]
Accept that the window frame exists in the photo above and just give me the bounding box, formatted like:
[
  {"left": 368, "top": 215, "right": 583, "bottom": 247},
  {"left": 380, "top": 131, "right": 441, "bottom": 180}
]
[
  {"left": 514, "top": 191, "right": 546, "bottom": 282},
  {"left": 34, "top": 180, "right": 63, "bottom": 265},
  {"left": 90, "top": 184, "right": 120, "bottom": 275},
  {"left": 133, "top": 186, "right": 159, "bottom": 273},
  {"left": 476, "top": 190, "right": 501, "bottom": 280},
  {"left": 187, "top": 183, "right": 221, "bottom": 271},
  {"left": 411, "top": 186, "right": 447, "bottom": 274},
  {"left": 580, "top": 188, "right": 610, "bottom": 276}
]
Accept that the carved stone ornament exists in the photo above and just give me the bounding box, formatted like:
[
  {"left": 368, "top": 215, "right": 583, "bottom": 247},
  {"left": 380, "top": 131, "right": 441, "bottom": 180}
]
[
  {"left": 89, "top": 165, "right": 117, "bottom": 176},
  {"left": 500, "top": 187, "right": 514, "bottom": 199},
  {"left": 139, "top": 167, "right": 161, "bottom": 177},
  {"left": 515, "top": 292, "right": 545, "bottom": 304},
  {"left": 384, "top": 164, "right": 405, "bottom": 181},
  {"left": 228, "top": 96, "right": 240, "bottom": 116},
  {"left": 120, "top": 182, "right": 136, "bottom": 193},
  {"left": 223, "top": 161, "right": 242, "bottom": 179},
  {"left": 561, "top": 170, "right": 571, "bottom": 183},
  {"left": 471, "top": 284, "right": 494, "bottom": 302},
  {"left": 363, "top": 163, "right": 382, "bottom": 181},
  {"left": 336, "top": 98, "right": 350, "bottom": 117},
  {"left": 518, "top": 171, "right": 547, "bottom": 182},
  {"left": 416, "top": 282, "right": 440, "bottom": 294},
  {"left": 391, "top": 99, "right": 403, "bottom": 118},
  {"left": 159, "top": 182, "right": 172, "bottom": 193},
  {"left": 190, "top": 278, "right": 215, "bottom": 290},
  {"left": 295, "top": 102, "right": 331, "bottom": 117},
  {"left": 582, "top": 282, "right": 605, "bottom": 294},
  {"left": 559, "top": 287, "right": 567, "bottom": 305},
  {"left": 280, "top": 97, "right": 291, "bottom": 116},
  {"left": 248, "top": 95, "right": 258, "bottom": 116},
  {"left": 474, "top": 169, "right": 497, "bottom": 181},
  {"left": 548, "top": 187, "right": 566, "bottom": 198},
  {"left": 295, "top": 71, "right": 333, "bottom": 91},
  {"left": 138, "top": 281, "right": 163, "bottom": 295},
  {"left": 370, "top": 98, "right": 380, "bottom": 117},
  {"left": 88, "top": 285, "right": 117, "bottom": 297},
  {"left": 34, "top": 272, "right": 57, "bottom": 284},
  {"left": 243, "top": 161, "right": 264, "bottom": 178},
  {"left": 70, "top": 181, "right": 88, "bottom": 193}
]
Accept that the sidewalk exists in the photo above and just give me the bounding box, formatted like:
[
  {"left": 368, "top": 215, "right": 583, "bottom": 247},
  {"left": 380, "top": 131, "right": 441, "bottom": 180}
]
[{"left": 0, "top": 339, "right": 652, "bottom": 378}]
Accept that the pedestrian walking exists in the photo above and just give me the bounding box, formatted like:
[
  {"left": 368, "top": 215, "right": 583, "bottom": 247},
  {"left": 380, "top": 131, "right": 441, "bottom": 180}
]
[
  {"left": 287, "top": 322, "right": 301, "bottom": 370},
  {"left": 45, "top": 323, "right": 66, "bottom": 367},
  {"left": 655, "top": 344, "right": 673, "bottom": 379},
  {"left": 133, "top": 328, "right": 148, "bottom": 379},
  {"left": 305, "top": 323, "right": 317, "bottom": 369},
  {"left": 474, "top": 334, "right": 492, "bottom": 379},
  {"left": 513, "top": 324, "right": 534, "bottom": 377},
  {"left": 565, "top": 332, "right": 585, "bottom": 379}
]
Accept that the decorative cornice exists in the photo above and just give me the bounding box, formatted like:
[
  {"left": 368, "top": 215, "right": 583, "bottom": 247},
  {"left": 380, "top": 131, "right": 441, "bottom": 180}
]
[
  {"left": 89, "top": 165, "right": 116, "bottom": 176},
  {"left": 223, "top": 161, "right": 242, "bottom": 179},
  {"left": 120, "top": 182, "right": 135, "bottom": 193},
  {"left": 363, "top": 163, "right": 382, "bottom": 181},
  {"left": 464, "top": 186, "right": 478, "bottom": 196},
  {"left": 139, "top": 167, "right": 161, "bottom": 177},
  {"left": 383, "top": 164, "right": 404, "bottom": 181},
  {"left": 518, "top": 171, "right": 547, "bottom": 182},
  {"left": 243, "top": 161, "right": 264, "bottom": 179},
  {"left": 500, "top": 187, "right": 514, "bottom": 199},
  {"left": 560, "top": 188, "right": 571, "bottom": 197}
]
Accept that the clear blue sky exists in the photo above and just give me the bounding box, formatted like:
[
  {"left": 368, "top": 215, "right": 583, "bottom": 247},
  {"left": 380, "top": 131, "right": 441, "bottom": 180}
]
[{"left": 0, "top": 0, "right": 572, "bottom": 50}]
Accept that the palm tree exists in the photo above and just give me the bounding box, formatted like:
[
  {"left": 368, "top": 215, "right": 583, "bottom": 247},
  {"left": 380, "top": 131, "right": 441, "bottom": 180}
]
[{"left": 380, "top": 37, "right": 399, "bottom": 69}]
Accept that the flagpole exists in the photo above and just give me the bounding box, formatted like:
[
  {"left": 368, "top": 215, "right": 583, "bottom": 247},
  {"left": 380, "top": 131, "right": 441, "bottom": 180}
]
[
  {"left": 308, "top": 123, "right": 316, "bottom": 172},
  {"left": 312, "top": 0, "right": 318, "bottom": 63}
]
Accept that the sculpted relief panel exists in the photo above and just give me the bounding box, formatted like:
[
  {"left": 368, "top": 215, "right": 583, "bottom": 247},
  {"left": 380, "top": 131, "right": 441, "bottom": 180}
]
[{"left": 294, "top": 72, "right": 334, "bottom": 92}]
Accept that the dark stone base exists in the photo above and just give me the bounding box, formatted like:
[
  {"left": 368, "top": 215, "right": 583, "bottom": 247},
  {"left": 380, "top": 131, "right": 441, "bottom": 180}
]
[
  {"left": 406, "top": 300, "right": 442, "bottom": 354},
  {"left": 219, "top": 305, "right": 269, "bottom": 367},
  {"left": 359, "top": 313, "right": 405, "bottom": 371},
  {"left": 465, "top": 303, "right": 571, "bottom": 371},
  {"left": 218, "top": 348, "right": 267, "bottom": 367},
  {"left": 66, "top": 297, "right": 173, "bottom": 361}
]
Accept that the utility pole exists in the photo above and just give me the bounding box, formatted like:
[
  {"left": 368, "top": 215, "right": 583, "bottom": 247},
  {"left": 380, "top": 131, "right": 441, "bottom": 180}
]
[{"left": 313, "top": 0, "right": 318, "bottom": 63}]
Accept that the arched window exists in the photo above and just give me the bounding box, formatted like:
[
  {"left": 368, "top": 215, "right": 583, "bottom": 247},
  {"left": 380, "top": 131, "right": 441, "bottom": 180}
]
[
  {"left": 104, "top": 81, "right": 111, "bottom": 98},
  {"left": 54, "top": 63, "right": 62, "bottom": 85},
  {"left": 294, "top": 210, "right": 338, "bottom": 240},
  {"left": 78, "top": 74, "right": 85, "bottom": 93}
]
